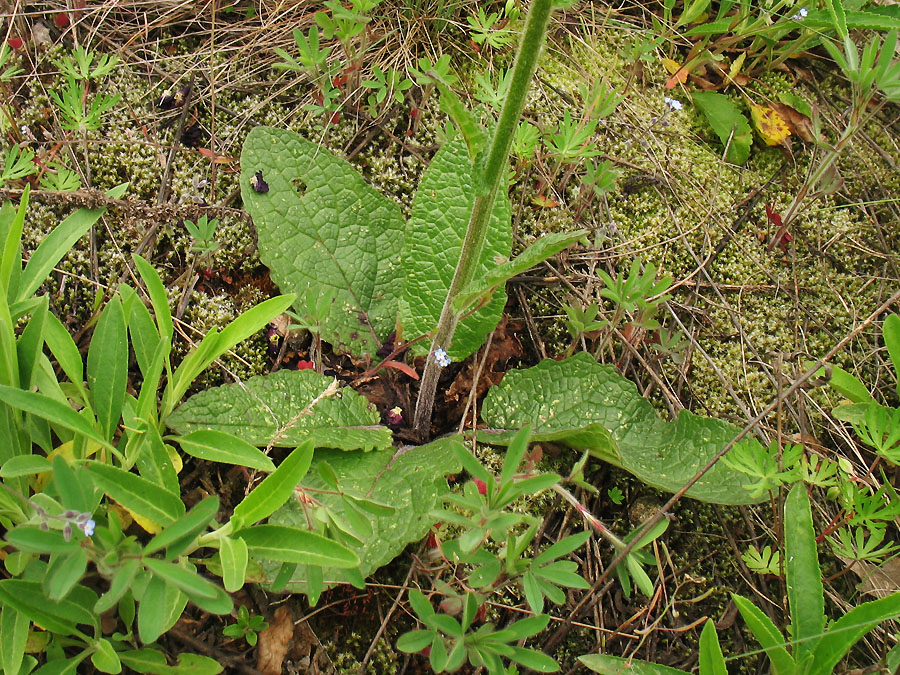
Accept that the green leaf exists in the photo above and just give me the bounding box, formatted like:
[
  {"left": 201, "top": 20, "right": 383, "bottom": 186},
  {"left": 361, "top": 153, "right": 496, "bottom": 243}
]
[
  {"left": 230, "top": 442, "right": 314, "bottom": 529},
  {"left": 240, "top": 127, "right": 404, "bottom": 357},
  {"left": 144, "top": 496, "right": 220, "bottom": 557},
  {"left": 173, "top": 430, "right": 276, "bottom": 472},
  {"left": 235, "top": 525, "right": 359, "bottom": 567},
  {"left": 119, "top": 649, "right": 223, "bottom": 675},
  {"left": 1, "top": 605, "right": 29, "bottom": 675},
  {"left": 698, "top": 620, "right": 727, "bottom": 675},
  {"left": 396, "top": 629, "right": 435, "bottom": 653},
  {"left": 45, "top": 548, "right": 88, "bottom": 601},
  {"left": 95, "top": 559, "right": 141, "bottom": 614},
  {"left": 732, "top": 594, "right": 794, "bottom": 675},
  {"left": 219, "top": 535, "right": 249, "bottom": 592},
  {"left": 507, "top": 646, "right": 560, "bottom": 672},
  {"left": 675, "top": 0, "right": 711, "bottom": 26},
  {"left": 807, "top": 361, "right": 871, "bottom": 403},
  {"left": 168, "top": 370, "right": 390, "bottom": 452},
  {"left": 691, "top": 92, "right": 753, "bottom": 165},
  {"left": 5, "top": 526, "right": 79, "bottom": 554},
  {"left": 579, "top": 654, "right": 690, "bottom": 674},
  {"left": 87, "top": 295, "right": 128, "bottom": 441},
  {"left": 0, "top": 579, "right": 96, "bottom": 639},
  {"left": 16, "top": 295, "right": 47, "bottom": 390},
  {"left": 0, "top": 384, "right": 109, "bottom": 448},
  {"left": 784, "top": 483, "right": 825, "bottom": 660},
  {"left": 17, "top": 204, "right": 105, "bottom": 303},
  {"left": 884, "top": 314, "right": 900, "bottom": 397},
  {"left": 168, "top": 295, "right": 294, "bottom": 406},
  {"left": 481, "top": 354, "right": 760, "bottom": 504},
  {"left": 266, "top": 437, "right": 462, "bottom": 595},
  {"left": 43, "top": 310, "right": 90, "bottom": 406},
  {"left": 87, "top": 462, "right": 185, "bottom": 528},
  {"left": 825, "top": 0, "right": 848, "bottom": 39},
  {"left": 811, "top": 591, "right": 900, "bottom": 672},
  {"left": 91, "top": 639, "right": 121, "bottom": 674},
  {"left": 143, "top": 558, "right": 221, "bottom": 600},
  {"left": 133, "top": 255, "right": 173, "bottom": 343},
  {"left": 400, "top": 138, "right": 512, "bottom": 360},
  {"left": 1, "top": 455, "right": 52, "bottom": 477},
  {"left": 137, "top": 575, "right": 187, "bottom": 644},
  {"left": 479, "top": 423, "right": 619, "bottom": 466}
]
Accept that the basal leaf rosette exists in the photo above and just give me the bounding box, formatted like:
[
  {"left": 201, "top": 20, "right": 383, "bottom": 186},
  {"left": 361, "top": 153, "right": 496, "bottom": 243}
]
[
  {"left": 480, "top": 353, "right": 763, "bottom": 504},
  {"left": 167, "top": 369, "right": 392, "bottom": 452}
]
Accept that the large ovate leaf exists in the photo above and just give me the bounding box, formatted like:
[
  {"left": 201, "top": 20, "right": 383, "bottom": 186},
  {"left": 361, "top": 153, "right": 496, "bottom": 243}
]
[
  {"left": 400, "top": 138, "right": 512, "bottom": 360},
  {"left": 267, "top": 437, "right": 462, "bottom": 594},
  {"left": 480, "top": 353, "right": 761, "bottom": 504},
  {"left": 167, "top": 369, "right": 391, "bottom": 452},
  {"left": 240, "top": 127, "right": 404, "bottom": 356}
]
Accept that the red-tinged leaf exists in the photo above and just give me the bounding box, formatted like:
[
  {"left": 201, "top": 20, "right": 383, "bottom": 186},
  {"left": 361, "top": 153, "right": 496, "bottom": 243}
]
[
  {"left": 382, "top": 360, "right": 419, "bottom": 380},
  {"left": 764, "top": 202, "right": 783, "bottom": 228},
  {"left": 197, "top": 148, "right": 237, "bottom": 164},
  {"left": 531, "top": 194, "right": 558, "bottom": 208},
  {"left": 663, "top": 58, "right": 689, "bottom": 89}
]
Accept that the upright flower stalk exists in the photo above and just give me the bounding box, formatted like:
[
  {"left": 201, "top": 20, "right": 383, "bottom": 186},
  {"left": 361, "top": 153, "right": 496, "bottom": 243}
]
[{"left": 413, "top": 0, "right": 555, "bottom": 436}]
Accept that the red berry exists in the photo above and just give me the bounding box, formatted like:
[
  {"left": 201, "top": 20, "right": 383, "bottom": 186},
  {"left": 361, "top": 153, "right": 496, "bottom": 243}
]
[
  {"left": 296, "top": 360, "right": 315, "bottom": 371},
  {"left": 55, "top": 12, "right": 70, "bottom": 28},
  {"left": 8, "top": 37, "right": 23, "bottom": 49},
  {"left": 474, "top": 478, "right": 488, "bottom": 496}
]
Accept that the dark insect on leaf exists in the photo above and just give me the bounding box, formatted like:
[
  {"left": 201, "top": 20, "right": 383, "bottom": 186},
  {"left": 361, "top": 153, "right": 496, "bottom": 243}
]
[{"left": 251, "top": 170, "right": 269, "bottom": 193}]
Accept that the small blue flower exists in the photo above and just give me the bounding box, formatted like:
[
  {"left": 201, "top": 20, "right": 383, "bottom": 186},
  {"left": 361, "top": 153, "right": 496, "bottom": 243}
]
[
  {"left": 791, "top": 8, "right": 808, "bottom": 20},
  {"left": 433, "top": 348, "right": 451, "bottom": 368},
  {"left": 664, "top": 97, "right": 683, "bottom": 112},
  {"left": 81, "top": 519, "right": 96, "bottom": 537}
]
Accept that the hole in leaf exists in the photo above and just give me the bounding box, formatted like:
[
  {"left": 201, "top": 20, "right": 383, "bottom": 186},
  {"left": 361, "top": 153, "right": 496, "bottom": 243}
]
[{"left": 291, "top": 177, "right": 307, "bottom": 197}]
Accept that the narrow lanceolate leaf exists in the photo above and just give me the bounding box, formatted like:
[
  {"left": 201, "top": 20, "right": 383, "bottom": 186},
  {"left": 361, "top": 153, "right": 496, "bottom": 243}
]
[
  {"left": 811, "top": 592, "right": 900, "bottom": 672},
  {"left": 0, "top": 384, "right": 109, "bottom": 448},
  {"left": 480, "top": 353, "right": 760, "bottom": 504},
  {"left": 400, "top": 138, "right": 512, "bottom": 360},
  {"left": 17, "top": 204, "right": 105, "bottom": 303},
  {"left": 235, "top": 525, "right": 359, "bottom": 567},
  {"left": 142, "top": 558, "right": 221, "bottom": 600},
  {"left": 698, "top": 620, "right": 727, "bottom": 675},
  {"left": 144, "top": 496, "right": 220, "bottom": 556},
  {"left": 230, "top": 442, "right": 314, "bottom": 529},
  {"left": 87, "top": 295, "right": 128, "bottom": 442},
  {"left": 1, "top": 604, "right": 29, "bottom": 675},
  {"left": 173, "top": 430, "right": 276, "bottom": 472},
  {"left": 241, "top": 127, "right": 405, "bottom": 357},
  {"left": 731, "top": 594, "right": 794, "bottom": 675},
  {"left": 0, "top": 579, "right": 96, "bottom": 638},
  {"left": 168, "top": 370, "right": 391, "bottom": 452},
  {"left": 87, "top": 462, "right": 185, "bottom": 528},
  {"left": 579, "top": 654, "right": 690, "bottom": 674},
  {"left": 453, "top": 230, "right": 587, "bottom": 313},
  {"left": 784, "top": 483, "right": 825, "bottom": 660}
]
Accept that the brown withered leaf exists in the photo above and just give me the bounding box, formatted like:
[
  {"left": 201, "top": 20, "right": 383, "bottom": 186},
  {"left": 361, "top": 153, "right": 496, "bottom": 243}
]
[
  {"left": 444, "top": 316, "right": 524, "bottom": 421},
  {"left": 839, "top": 555, "right": 900, "bottom": 598},
  {"left": 257, "top": 605, "right": 294, "bottom": 675},
  {"left": 771, "top": 101, "right": 816, "bottom": 143}
]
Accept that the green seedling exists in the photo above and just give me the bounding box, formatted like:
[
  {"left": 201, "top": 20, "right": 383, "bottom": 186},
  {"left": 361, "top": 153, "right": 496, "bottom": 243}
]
[{"left": 223, "top": 605, "right": 268, "bottom": 646}]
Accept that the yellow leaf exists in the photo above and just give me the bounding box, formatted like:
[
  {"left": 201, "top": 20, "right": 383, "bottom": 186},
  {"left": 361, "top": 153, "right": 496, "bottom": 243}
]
[
  {"left": 662, "top": 57, "right": 683, "bottom": 75},
  {"left": 749, "top": 103, "right": 791, "bottom": 146}
]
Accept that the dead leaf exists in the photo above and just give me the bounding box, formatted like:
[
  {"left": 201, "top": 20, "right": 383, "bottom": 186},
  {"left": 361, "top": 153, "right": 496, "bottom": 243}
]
[
  {"left": 839, "top": 555, "right": 900, "bottom": 598},
  {"left": 257, "top": 605, "right": 294, "bottom": 675},
  {"left": 749, "top": 103, "right": 792, "bottom": 147},
  {"left": 663, "top": 57, "right": 690, "bottom": 89},
  {"left": 771, "top": 102, "right": 816, "bottom": 143},
  {"left": 531, "top": 194, "right": 558, "bottom": 208},
  {"left": 197, "top": 147, "right": 237, "bottom": 164}
]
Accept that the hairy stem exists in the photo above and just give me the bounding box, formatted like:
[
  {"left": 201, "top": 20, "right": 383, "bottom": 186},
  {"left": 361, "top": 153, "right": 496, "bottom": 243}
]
[{"left": 412, "top": 0, "right": 554, "bottom": 437}]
